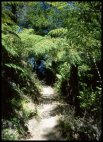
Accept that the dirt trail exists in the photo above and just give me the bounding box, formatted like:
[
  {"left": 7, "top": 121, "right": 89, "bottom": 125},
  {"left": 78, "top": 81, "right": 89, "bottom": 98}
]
[{"left": 26, "top": 86, "right": 65, "bottom": 140}]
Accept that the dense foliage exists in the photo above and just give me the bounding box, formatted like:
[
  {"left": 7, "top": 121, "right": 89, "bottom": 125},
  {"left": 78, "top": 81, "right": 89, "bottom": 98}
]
[{"left": 1, "top": 1, "right": 102, "bottom": 140}]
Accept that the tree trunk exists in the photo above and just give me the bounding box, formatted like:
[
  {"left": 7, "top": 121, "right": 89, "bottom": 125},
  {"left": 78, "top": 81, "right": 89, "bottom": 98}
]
[
  {"left": 11, "top": 4, "right": 17, "bottom": 23},
  {"left": 69, "top": 65, "right": 80, "bottom": 114},
  {"left": 92, "top": 56, "right": 102, "bottom": 86}
]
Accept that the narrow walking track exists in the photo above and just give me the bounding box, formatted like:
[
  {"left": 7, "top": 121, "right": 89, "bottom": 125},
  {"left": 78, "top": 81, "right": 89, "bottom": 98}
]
[{"left": 26, "top": 86, "right": 65, "bottom": 140}]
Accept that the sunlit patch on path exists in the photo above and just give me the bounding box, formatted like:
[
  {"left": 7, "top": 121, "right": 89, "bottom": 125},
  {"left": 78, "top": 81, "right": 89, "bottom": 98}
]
[
  {"left": 25, "top": 86, "right": 65, "bottom": 140},
  {"left": 41, "top": 86, "right": 55, "bottom": 96}
]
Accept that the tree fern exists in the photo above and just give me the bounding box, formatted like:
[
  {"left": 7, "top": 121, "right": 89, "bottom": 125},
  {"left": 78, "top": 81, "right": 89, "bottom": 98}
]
[{"left": 48, "top": 28, "right": 68, "bottom": 37}]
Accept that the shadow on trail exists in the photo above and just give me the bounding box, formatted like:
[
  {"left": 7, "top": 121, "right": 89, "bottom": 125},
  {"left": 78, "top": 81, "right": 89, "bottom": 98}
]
[
  {"left": 49, "top": 103, "right": 71, "bottom": 117},
  {"left": 39, "top": 95, "right": 59, "bottom": 104},
  {"left": 41, "top": 103, "right": 71, "bottom": 140},
  {"left": 42, "top": 122, "right": 65, "bottom": 140}
]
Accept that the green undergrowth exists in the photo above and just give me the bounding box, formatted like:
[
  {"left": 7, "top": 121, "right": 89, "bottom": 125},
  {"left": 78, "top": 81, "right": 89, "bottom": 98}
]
[
  {"left": 51, "top": 103, "right": 101, "bottom": 141},
  {"left": 1, "top": 24, "right": 42, "bottom": 140}
]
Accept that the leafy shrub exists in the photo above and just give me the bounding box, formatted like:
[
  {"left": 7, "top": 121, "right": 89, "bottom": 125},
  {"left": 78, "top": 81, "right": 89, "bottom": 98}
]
[
  {"left": 58, "top": 107, "right": 101, "bottom": 141},
  {"left": 2, "top": 23, "right": 42, "bottom": 140}
]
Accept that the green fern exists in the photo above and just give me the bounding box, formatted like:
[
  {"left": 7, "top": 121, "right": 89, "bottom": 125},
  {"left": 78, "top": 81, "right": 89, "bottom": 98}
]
[
  {"left": 5, "top": 63, "right": 25, "bottom": 73},
  {"left": 48, "top": 28, "right": 68, "bottom": 37}
]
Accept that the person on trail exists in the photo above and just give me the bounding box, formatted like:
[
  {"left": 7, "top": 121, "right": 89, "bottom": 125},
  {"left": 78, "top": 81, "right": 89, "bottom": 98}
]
[{"left": 36, "top": 59, "right": 46, "bottom": 79}]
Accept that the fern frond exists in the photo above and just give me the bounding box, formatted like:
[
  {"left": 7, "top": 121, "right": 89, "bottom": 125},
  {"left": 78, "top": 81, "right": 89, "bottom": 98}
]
[
  {"left": 48, "top": 28, "right": 68, "bottom": 37},
  {"left": 5, "top": 63, "right": 25, "bottom": 73}
]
